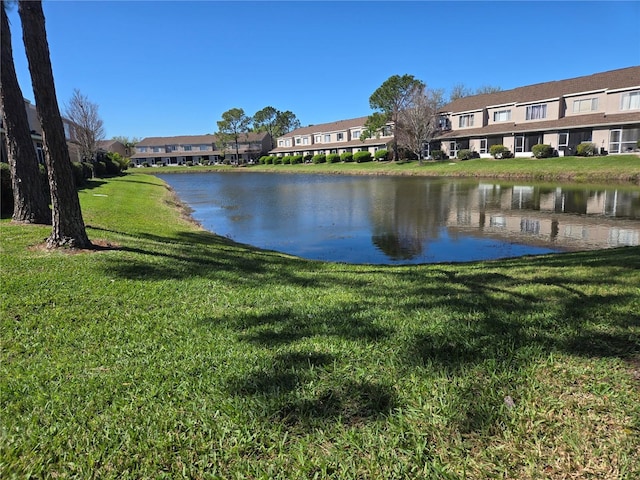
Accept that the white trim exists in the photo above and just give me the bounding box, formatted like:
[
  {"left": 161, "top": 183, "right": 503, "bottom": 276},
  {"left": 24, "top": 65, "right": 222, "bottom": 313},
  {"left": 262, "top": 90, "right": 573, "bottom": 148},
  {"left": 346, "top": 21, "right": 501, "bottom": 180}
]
[
  {"left": 516, "top": 97, "right": 559, "bottom": 107},
  {"left": 607, "top": 85, "right": 640, "bottom": 94},
  {"left": 563, "top": 88, "right": 606, "bottom": 98}
]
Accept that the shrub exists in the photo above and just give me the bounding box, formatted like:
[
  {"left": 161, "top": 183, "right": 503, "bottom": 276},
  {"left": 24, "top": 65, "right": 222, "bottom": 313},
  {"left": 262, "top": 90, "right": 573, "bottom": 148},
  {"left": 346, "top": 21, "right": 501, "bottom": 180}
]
[
  {"left": 374, "top": 149, "right": 388, "bottom": 161},
  {"left": 71, "top": 162, "right": 86, "bottom": 187},
  {"left": 312, "top": 154, "right": 326, "bottom": 164},
  {"left": 95, "top": 161, "right": 107, "bottom": 177},
  {"left": 259, "top": 156, "right": 269, "bottom": 164},
  {"left": 107, "top": 152, "right": 128, "bottom": 171},
  {"left": 430, "top": 150, "right": 447, "bottom": 161},
  {"left": 340, "top": 152, "right": 353, "bottom": 163},
  {"left": 105, "top": 158, "right": 121, "bottom": 175},
  {"left": 273, "top": 156, "right": 282, "bottom": 165},
  {"left": 1, "top": 163, "right": 14, "bottom": 215},
  {"left": 576, "top": 142, "right": 597, "bottom": 156},
  {"left": 186, "top": 161, "right": 193, "bottom": 167},
  {"left": 327, "top": 153, "right": 341, "bottom": 164},
  {"left": 532, "top": 144, "right": 554, "bottom": 158},
  {"left": 489, "top": 144, "right": 512, "bottom": 159},
  {"left": 303, "top": 154, "right": 313, "bottom": 163},
  {"left": 353, "top": 151, "right": 372, "bottom": 163},
  {"left": 282, "top": 155, "right": 292, "bottom": 165},
  {"left": 456, "top": 149, "right": 477, "bottom": 161},
  {"left": 291, "top": 155, "right": 303, "bottom": 165}
]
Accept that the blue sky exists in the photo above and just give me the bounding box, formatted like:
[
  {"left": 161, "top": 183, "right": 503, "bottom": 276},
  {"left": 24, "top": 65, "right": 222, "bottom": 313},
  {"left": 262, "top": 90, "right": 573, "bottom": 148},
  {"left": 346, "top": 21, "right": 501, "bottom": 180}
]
[{"left": 5, "top": 1, "right": 640, "bottom": 140}]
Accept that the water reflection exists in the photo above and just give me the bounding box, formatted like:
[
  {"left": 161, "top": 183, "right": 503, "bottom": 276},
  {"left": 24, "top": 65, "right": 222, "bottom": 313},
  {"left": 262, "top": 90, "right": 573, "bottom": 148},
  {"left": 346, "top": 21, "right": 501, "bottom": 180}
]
[{"left": 157, "top": 172, "right": 640, "bottom": 264}]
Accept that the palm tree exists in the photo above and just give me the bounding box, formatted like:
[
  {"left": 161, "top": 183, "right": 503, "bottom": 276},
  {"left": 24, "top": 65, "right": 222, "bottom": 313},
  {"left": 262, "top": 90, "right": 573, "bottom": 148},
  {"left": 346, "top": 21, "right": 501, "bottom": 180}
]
[
  {"left": 1, "top": 1, "right": 50, "bottom": 224},
  {"left": 18, "top": 0, "right": 91, "bottom": 248}
]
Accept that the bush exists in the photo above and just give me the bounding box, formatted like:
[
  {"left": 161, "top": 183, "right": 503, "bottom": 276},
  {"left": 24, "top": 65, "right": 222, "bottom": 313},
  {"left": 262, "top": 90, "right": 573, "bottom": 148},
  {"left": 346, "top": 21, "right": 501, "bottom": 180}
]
[
  {"left": 374, "top": 149, "right": 388, "bottom": 161},
  {"left": 312, "top": 154, "right": 326, "bottom": 164},
  {"left": 105, "top": 158, "right": 121, "bottom": 175},
  {"left": 303, "top": 154, "right": 313, "bottom": 163},
  {"left": 340, "top": 152, "right": 353, "bottom": 163},
  {"left": 259, "top": 156, "right": 269, "bottom": 164},
  {"left": 327, "top": 153, "right": 341, "bottom": 164},
  {"left": 107, "top": 152, "right": 128, "bottom": 171},
  {"left": 430, "top": 150, "right": 447, "bottom": 161},
  {"left": 95, "top": 161, "right": 107, "bottom": 177},
  {"left": 186, "top": 161, "right": 193, "bottom": 167},
  {"left": 291, "top": 155, "right": 303, "bottom": 165},
  {"left": 353, "top": 151, "right": 372, "bottom": 163},
  {"left": 532, "top": 144, "right": 554, "bottom": 159},
  {"left": 489, "top": 144, "right": 512, "bottom": 159},
  {"left": 1, "top": 163, "right": 14, "bottom": 215},
  {"left": 273, "top": 156, "right": 282, "bottom": 165},
  {"left": 71, "top": 162, "right": 86, "bottom": 187},
  {"left": 282, "top": 155, "right": 293, "bottom": 165},
  {"left": 456, "top": 149, "right": 478, "bottom": 161},
  {"left": 576, "top": 142, "right": 597, "bottom": 156}
]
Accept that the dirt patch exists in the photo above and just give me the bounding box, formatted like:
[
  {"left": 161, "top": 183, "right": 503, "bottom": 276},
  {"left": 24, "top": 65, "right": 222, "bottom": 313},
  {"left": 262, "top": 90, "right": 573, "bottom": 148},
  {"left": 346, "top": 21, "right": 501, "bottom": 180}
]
[{"left": 28, "top": 238, "right": 121, "bottom": 254}]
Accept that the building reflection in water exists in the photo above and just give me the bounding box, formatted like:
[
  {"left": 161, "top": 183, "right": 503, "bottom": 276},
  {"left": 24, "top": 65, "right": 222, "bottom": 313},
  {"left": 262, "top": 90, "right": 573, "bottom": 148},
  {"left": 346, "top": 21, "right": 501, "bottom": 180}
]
[
  {"left": 447, "top": 183, "right": 640, "bottom": 252},
  {"left": 370, "top": 181, "right": 639, "bottom": 260}
]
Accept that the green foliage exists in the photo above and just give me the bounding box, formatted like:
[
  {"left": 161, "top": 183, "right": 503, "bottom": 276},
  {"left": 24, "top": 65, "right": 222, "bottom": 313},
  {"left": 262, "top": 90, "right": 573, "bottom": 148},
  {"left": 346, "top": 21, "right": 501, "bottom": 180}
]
[
  {"left": 456, "top": 149, "right": 478, "bottom": 161},
  {"left": 489, "top": 144, "right": 512, "bottom": 159},
  {"left": 1, "top": 163, "right": 14, "bottom": 215},
  {"left": 340, "top": 152, "right": 354, "bottom": 163},
  {"left": 291, "top": 155, "right": 303, "bottom": 165},
  {"left": 430, "top": 150, "right": 447, "bottom": 161},
  {"left": 532, "top": 144, "right": 555, "bottom": 159},
  {"left": 272, "top": 156, "right": 282, "bottom": 165},
  {"left": 107, "top": 152, "right": 128, "bottom": 171},
  {"left": 95, "top": 161, "right": 107, "bottom": 177},
  {"left": 259, "top": 156, "right": 270, "bottom": 165},
  {"left": 354, "top": 151, "right": 372, "bottom": 163},
  {"left": 576, "top": 142, "right": 597, "bottom": 156},
  {"left": 303, "top": 154, "right": 313, "bottom": 163},
  {"left": 312, "top": 153, "right": 326, "bottom": 164},
  {"left": 326, "top": 153, "right": 341, "bottom": 164},
  {"left": 186, "top": 161, "right": 193, "bottom": 167},
  {"left": 374, "top": 149, "right": 389, "bottom": 161}
]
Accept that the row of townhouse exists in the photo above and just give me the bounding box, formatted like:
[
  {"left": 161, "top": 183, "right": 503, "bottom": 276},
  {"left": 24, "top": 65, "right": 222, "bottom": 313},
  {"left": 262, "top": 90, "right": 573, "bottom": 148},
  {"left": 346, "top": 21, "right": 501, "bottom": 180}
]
[
  {"left": 130, "top": 132, "right": 271, "bottom": 166},
  {"left": 268, "top": 116, "right": 393, "bottom": 158},
  {"left": 433, "top": 66, "right": 640, "bottom": 158},
  {"left": 1, "top": 98, "right": 126, "bottom": 165}
]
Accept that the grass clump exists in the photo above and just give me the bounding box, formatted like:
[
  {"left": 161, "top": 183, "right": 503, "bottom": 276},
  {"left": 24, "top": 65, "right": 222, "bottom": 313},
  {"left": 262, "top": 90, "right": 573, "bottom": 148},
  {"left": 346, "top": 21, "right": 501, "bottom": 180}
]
[{"left": 1, "top": 173, "right": 639, "bottom": 479}]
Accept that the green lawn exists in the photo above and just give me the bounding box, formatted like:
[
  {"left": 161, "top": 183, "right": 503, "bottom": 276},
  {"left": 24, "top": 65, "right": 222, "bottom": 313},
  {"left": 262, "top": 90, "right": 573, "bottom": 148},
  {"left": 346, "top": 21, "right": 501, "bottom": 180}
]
[
  {"left": 1, "top": 173, "right": 639, "bottom": 479},
  {"left": 143, "top": 154, "right": 640, "bottom": 184}
]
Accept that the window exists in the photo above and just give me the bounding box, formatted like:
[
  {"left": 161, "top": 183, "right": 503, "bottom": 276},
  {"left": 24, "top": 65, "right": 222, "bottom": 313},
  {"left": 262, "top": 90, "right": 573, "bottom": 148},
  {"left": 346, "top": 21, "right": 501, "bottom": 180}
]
[
  {"left": 526, "top": 104, "right": 547, "bottom": 120},
  {"left": 295, "top": 138, "right": 301, "bottom": 145},
  {"left": 337, "top": 133, "right": 344, "bottom": 141},
  {"left": 184, "top": 145, "right": 192, "bottom": 151},
  {"left": 285, "top": 139, "right": 291, "bottom": 147},
  {"left": 515, "top": 135, "right": 525, "bottom": 153},
  {"left": 278, "top": 140, "right": 284, "bottom": 147},
  {"left": 610, "top": 127, "right": 640, "bottom": 153},
  {"left": 458, "top": 114, "right": 474, "bottom": 127},
  {"left": 479, "top": 139, "right": 487, "bottom": 154},
  {"left": 352, "top": 130, "right": 360, "bottom": 139},
  {"left": 493, "top": 110, "right": 511, "bottom": 122},
  {"left": 383, "top": 125, "right": 392, "bottom": 136},
  {"left": 200, "top": 145, "right": 209, "bottom": 151},
  {"left": 152, "top": 146, "right": 161, "bottom": 153},
  {"left": 63, "top": 122, "right": 71, "bottom": 139},
  {"left": 138, "top": 146, "right": 147, "bottom": 153},
  {"left": 620, "top": 91, "right": 640, "bottom": 110},
  {"left": 324, "top": 134, "right": 331, "bottom": 142},
  {"left": 302, "top": 137, "right": 309, "bottom": 145},
  {"left": 315, "top": 135, "right": 321, "bottom": 143},
  {"left": 572, "top": 98, "right": 598, "bottom": 113}
]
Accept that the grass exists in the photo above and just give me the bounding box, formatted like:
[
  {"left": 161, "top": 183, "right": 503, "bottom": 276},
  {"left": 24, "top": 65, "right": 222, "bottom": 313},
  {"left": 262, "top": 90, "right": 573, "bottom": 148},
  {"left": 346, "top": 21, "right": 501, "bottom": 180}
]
[
  {"left": 141, "top": 154, "right": 640, "bottom": 185},
  {"left": 1, "top": 172, "right": 639, "bottom": 479}
]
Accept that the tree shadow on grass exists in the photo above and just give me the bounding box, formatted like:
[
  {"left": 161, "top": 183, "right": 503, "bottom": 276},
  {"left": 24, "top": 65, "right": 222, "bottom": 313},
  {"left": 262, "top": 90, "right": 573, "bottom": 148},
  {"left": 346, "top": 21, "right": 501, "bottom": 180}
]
[{"left": 227, "top": 350, "right": 396, "bottom": 428}]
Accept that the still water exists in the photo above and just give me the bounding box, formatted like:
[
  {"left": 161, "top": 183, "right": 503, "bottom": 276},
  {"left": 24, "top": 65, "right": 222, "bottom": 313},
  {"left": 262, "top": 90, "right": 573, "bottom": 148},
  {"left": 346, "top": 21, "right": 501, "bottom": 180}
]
[{"left": 157, "top": 172, "right": 640, "bottom": 264}]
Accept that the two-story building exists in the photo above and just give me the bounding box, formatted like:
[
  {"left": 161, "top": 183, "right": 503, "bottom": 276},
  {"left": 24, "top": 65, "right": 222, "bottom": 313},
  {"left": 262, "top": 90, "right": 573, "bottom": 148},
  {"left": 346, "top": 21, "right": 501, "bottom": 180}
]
[
  {"left": 269, "top": 116, "right": 393, "bottom": 158},
  {"left": 131, "top": 132, "right": 271, "bottom": 166},
  {"left": 434, "top": 66, "right": 640, "bottom": 158}
]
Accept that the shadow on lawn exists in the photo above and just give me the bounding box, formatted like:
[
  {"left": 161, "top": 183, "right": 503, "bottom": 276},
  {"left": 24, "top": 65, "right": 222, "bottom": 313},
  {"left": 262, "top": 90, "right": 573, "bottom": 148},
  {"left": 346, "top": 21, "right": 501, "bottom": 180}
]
[{"left": 101, "top": 226, "right": 640, "bottom": 431}]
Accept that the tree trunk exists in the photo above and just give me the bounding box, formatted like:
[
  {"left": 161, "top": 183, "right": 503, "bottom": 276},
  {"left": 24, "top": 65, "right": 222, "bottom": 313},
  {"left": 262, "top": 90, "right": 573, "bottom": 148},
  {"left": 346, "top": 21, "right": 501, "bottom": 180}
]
[
  {"left": 18, "top": 0, "right": 91, "bottom": 248},
  {"left": 1, "top": 3, "right": 51, "bottom": 224}
]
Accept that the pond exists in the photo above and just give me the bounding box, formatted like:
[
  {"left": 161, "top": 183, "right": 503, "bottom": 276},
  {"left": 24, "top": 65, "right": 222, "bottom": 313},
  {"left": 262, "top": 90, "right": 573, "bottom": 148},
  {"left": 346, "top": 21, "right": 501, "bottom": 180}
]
[{"left": 156, "top": 172, "right": 640, "bottom": 264}]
